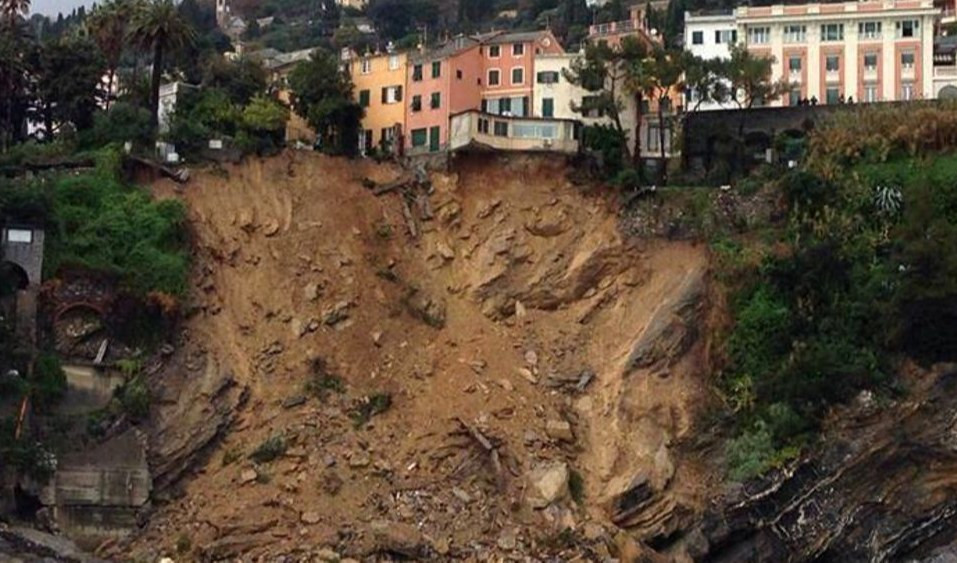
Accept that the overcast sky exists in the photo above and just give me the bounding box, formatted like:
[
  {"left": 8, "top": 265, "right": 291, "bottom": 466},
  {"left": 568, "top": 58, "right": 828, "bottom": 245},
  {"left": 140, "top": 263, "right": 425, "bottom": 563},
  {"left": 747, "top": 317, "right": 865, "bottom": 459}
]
[{"left": 31, "top": 0, "right": 95, "bottom": 17}]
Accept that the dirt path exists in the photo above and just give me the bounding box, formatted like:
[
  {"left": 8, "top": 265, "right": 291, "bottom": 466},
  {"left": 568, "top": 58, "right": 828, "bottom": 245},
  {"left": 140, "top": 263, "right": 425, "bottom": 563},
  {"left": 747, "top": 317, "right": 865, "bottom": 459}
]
[{"left": 133, "top": 152, "right": 714, "bottom": 560}]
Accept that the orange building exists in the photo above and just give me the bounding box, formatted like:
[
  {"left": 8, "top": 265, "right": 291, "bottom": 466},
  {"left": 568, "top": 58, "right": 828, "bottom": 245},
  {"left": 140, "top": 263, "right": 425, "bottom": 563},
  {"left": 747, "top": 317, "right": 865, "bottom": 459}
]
[{"left": 347, "top": 49, "right": 409, "bottom": 154}]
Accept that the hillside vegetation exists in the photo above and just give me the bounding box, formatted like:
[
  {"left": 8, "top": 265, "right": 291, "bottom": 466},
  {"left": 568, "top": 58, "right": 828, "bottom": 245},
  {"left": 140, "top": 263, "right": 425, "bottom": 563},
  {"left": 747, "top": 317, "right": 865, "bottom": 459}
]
[{"left": 716, "top": 103, "right": 957, "bottom": 479}]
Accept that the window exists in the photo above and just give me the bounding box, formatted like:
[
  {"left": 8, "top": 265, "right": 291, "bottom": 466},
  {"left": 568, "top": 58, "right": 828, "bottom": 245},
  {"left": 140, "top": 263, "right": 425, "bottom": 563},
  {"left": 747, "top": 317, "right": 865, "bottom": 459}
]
[
  {"left": 826, "top": 87, "right": 840, "bottom": 104},
  {"left": 859, "top": 21, "right": 881, "bottom": 39},
  {"left": 825, "top": 55, "right": 840, "bottom": 73},
  {"left": 411, "top": 128, "right": 427, "bottom": 147},
  {"left": 360, "top": 59, "right": 372, "bottom": 74},
  {"left": 456, "top": 69, "right": 463, "bottom": 79},
  {"left": 901, "top": 82, "right": 914, "bottom": 100},
  {"left": 511, "top": 67, "right": 524, "bottom": 85},
  {"left": 542, "top": 97, "right": 554, "bottom": 117},
  {"left": 864, "top": 53, "right": 878, "bottom": 71},
  {"left": 821, "top": 23, "right": 844, "bottom": 42},
  {"left": 537, "top": 71, "right": 560, "bottom": 84},
  {"left": 788, "top": 56, "right": 802, "bottom": 75},
  {"left": 489, "top": 45, "right": 501, "bottom": 58},
  {"left": 864, "top": 84, "right": 878, "bottom": 102},
  {"left": 411, "top": 95, "right": 422, "bottom": 112},
  {"left": 783, "top": 24, "right": 806, "bottom": 43},
  {"left": 692, "top": 30, "right": 703, "bottom": 45},
  {"left": 500, "top": 97, "right": 512, "bottom": 114},
  {"left": 715, "top": 29, "right": 737, "bottom": 44},
  {"left": 431, "top": 61, "right": 441, "bottom": 78},
  {"left": 359, "top": 89, "right": 370, "bottom": 107},
  {"left": 382, "top": 85, "right": 402, "bottom": 104},
  {"left": 388, "top": 55, "right": 400, "bottom": 70},
  {"left": 789, "top": 88, "right": 802, "bottom": 106},
  {"left": 488, "top": 69, "right": 501, "bottom": 86},
  {"left": 513, "top": 123, "right": 557, "bottom": 139},
  {"left": 429, "top": 126, "right": 440, "bottom": 151},
  {"left": 513, "top": 43, "right": 524, "bottom": 56},
  {"left": 897, "top": 19, "right": 918, "bottom": 38},
  {"left": 493, "top": 121, "right": 509, "bottom": 137},
  {"left": 478, "top": 118, "right": 490, "bottom": 134},
  {"left": 747, "top": 26, "right": 770, "bottom": 44},
  {"left": 430, "top": 92, "right": 441, "bottom": 109},
  {"left": 412, "top": 64, "right": 423, "bottom": 81},
  {"left": 901, "top": 52, "right": 915, "bottom": 69}
]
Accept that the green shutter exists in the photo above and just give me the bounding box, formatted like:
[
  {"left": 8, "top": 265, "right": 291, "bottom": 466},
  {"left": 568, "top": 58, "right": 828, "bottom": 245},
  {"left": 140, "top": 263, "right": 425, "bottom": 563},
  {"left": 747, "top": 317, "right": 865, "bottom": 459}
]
[
  {"left": 359, "top": 90, "right": 370, "bottom": 107},
  {"left": 429, "top": 126, "right": 441, "bottom": 151},
  {"left": 411, "top": 128, "right": 427, "bottom": 147},
  {"left": 542, "top": 98, "right": 554, "bottom": 118},
  {"left": 432, "top": 61, "right": 441, "bottom": 78}
]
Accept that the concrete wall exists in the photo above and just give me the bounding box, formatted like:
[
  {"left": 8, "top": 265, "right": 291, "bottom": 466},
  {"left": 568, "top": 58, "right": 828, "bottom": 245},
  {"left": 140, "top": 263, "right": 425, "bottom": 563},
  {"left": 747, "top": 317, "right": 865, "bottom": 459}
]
[{"left": 2, "top": 227, "right": 44, "bottom": 287}]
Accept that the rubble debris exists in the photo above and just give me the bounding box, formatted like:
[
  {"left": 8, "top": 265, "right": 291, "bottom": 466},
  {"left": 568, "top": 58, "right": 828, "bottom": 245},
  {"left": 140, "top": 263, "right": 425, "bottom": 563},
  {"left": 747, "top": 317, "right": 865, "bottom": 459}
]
[{"left": 525, "top": 462, "right": 570, "bottom": 509}]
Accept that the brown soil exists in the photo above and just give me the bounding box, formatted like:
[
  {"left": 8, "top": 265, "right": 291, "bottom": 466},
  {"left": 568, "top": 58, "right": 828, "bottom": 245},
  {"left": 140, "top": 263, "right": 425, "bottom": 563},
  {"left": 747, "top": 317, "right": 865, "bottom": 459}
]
[{"left": 128, "top": 151, "right": 716, "bottom": 560}]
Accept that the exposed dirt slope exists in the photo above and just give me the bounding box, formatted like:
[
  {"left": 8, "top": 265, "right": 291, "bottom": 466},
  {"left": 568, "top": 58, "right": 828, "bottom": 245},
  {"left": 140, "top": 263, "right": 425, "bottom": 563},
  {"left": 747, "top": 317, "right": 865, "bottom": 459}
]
[{"left": 126, "top": 152, "right": 714, "bottom": 560}]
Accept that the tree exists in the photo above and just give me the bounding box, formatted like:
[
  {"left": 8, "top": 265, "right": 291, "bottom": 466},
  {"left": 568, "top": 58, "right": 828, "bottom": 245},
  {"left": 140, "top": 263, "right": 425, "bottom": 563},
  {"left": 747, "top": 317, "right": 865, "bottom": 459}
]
[
  {"left": 0, "top": 20, "right": 32, "bottom": 151},
  {"left": 722, "top": 44, "right": 790, "bottom": 135},
  {"left": 288, "top": 49, "right": 363, "bottom": 156},
  {"left": 129, "top": 0, "right": 196, "bottom": 130},
  {"left": 367, "top": 0, "right": 439, "bottom": 43},
  {"left": 0, "top": 0, "right": 29, "bottom": 24},
  {"left": 202, "top": 55, "right": 267, "bottom": 105},
  {"left": 626, "top": 46, "right": 686, "bottom": 182},
  {"left": 564, "top": 36, "right": 649, "bottom": 168},
  {"left": 29, "top": 34, "right": 106, "bottom": 137},
  {"left": 87, "top": 0, "right": 136, "bottom": 110}
]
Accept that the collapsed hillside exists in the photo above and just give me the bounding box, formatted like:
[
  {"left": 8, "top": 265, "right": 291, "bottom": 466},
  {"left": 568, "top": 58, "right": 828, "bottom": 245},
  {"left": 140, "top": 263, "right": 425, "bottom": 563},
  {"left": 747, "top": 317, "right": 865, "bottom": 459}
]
[{"left": 119, "top": 152, "right": 717, "bottom": 560}]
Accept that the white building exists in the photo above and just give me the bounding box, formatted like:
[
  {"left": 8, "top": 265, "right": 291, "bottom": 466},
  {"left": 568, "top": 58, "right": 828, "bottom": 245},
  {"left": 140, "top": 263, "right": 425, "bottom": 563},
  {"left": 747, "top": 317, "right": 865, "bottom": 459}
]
[
  {"left": 684, "top": 0, "right": 940, "bottom": 108},
  {"left": 684, "top": 11, "right": 739, "bottom": 110}
]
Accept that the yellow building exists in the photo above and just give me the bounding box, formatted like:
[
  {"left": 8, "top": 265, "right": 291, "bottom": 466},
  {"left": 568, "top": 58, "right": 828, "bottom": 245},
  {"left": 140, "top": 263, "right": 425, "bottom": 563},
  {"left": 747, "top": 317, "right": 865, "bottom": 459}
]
[{"left": 348, "top": 50, "right": 408, "bottom": 154}]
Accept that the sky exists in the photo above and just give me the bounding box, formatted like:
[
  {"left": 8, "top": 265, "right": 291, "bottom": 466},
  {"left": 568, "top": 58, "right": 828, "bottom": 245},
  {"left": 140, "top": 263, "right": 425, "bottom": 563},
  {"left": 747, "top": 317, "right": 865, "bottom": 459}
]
[{"left": 30, "top": 0, "right": 94, "bottom": 17}]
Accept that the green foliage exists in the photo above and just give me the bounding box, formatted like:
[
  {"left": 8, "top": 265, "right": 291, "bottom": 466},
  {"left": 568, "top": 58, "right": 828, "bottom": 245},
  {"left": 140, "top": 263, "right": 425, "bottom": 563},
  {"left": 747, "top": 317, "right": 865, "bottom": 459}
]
[
  {"left": 0, "top": 418, "right": 57, "bottom": 483},
  {"left": 350, "top": 392, "right": 392, "bottom": 428},
  {"left": 79, "top": 102, "right": 155, "bottom": 150},
  {"left": 118, "top": 374, "right": 151, "bottom": 421},
  {"left": 30, "top": 353, "right": 67, "bottom": 413},
  {"left": 303, "top": 357, "right": 345, "bottom": 401},
  {"left": 43, "top": 162, "right": 189, "bottom": 296},
  {"left": 583, "top": 125, "right": 628, "bottom": 178},
  {"left": 288, "top": 49, "right": 363, "bottom": 156},
  {"left": 30, "top": 33, "right": 107, "bottom": 136},
  {"left": 249, "top": 434, "right": 286, "bottom": 463}
]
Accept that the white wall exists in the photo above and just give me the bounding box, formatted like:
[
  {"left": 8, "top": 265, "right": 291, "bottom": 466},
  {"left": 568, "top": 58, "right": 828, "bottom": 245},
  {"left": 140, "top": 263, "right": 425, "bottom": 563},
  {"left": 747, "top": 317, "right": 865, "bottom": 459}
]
[{"left": 684, "top": 14, "right": 738, "bottom": 111}]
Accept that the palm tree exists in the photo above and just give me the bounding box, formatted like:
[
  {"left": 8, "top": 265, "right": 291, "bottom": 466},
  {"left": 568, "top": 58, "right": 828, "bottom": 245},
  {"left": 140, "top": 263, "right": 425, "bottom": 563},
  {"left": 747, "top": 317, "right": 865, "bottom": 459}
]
[
  {"left": 88, "top": 0, "right": 139, "bottom": 110},
  {"left": 0, "top": 0, "right": 29, "bottom": 24},
  {"left": 129, "top": 0, "right": 195, "bottom": 129}
]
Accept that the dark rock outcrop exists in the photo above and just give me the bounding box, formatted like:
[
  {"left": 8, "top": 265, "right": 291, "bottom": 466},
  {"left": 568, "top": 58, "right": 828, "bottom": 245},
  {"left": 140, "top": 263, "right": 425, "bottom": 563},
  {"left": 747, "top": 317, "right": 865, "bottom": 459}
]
[{"left": 682, "top": 367, "right": 957, "bottom": 562}]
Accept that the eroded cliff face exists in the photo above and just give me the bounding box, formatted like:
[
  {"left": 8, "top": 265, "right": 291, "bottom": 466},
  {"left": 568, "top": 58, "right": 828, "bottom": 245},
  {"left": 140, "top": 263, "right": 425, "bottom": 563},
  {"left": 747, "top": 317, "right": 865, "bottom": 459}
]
[
  {"left": 98, "top": 152, "right": 718, "bottom": 561},
  {"left": 678, "top": 365, "right": 957, "bottom": 563},
  {"left": 68, "top": 151, "right": 957, "bottom": 562}
]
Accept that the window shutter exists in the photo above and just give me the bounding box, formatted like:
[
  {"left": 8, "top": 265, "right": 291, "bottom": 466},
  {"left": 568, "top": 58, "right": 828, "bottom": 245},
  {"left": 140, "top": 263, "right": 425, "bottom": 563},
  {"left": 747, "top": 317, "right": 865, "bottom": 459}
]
[{"left": 395, "top": 86, "right": 403, "bottom": 102}]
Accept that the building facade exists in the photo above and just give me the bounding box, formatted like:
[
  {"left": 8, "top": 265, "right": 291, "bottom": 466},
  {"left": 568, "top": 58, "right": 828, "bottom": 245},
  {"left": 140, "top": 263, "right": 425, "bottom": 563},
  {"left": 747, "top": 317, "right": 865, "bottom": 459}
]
[
  {"left": 686, "top": 1, "right": 940, "bottom": 108},
  {"left": 348, "top": 49, "right": 408, "bottom": 154},
  {"left": 684, "top": 11, "right": 739, "bottom": 111}
]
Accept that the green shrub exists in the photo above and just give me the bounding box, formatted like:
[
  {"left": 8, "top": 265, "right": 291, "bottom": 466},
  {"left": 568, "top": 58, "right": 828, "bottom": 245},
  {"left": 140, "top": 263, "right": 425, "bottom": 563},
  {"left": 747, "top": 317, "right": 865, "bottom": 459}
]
[
  {"left": 79, "top": 103, "right": 154, "bottom": 150},
  {"left": 249, "top": 434, "right": 286, "bottom": 463},
  {"left": 350, "top": 392, "right": 392, "bottom": 428},
  {"left": 30, "top": 353, "right": 67, "bottom": 413},
  {"left": 118, "top": 374, "right": 151, "bottom": 421}
]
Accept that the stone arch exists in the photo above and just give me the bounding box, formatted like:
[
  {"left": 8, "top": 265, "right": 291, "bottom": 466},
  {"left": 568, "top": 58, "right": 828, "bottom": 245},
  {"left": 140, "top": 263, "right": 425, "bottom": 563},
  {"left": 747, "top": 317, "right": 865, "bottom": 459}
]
[
  {"left": 1, "top": 227, "right": 44, "bottom": 287},
  {"left": 54, "top": 302, "right": 108, "bottom": 324},
  {"left": 939, "top": 85, "right": 957, "bottom": 100},
  {"left": 0, "top": 261, "right": 30, "bottom": 293}
]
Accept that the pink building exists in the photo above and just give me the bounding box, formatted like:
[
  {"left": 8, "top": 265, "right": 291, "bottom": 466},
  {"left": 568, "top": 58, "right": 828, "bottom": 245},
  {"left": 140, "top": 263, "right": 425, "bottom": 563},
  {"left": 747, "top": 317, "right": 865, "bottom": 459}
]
[
  {"left": 405, "top": 30, "right": 565, "bottom": 155},
  {"left": 477, "top": 30, "right": 565, "bottom": 116},
  {"left": 406, "top": 37, "right": 483, "bottom": 155}
]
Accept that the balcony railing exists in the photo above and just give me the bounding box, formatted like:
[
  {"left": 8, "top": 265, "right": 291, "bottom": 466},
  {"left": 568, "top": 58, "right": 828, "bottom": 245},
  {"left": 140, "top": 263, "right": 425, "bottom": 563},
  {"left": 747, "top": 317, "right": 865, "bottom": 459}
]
[
  {"left": 450, "top": 111, "right": 580, "bottom": 154},
  {"left": 589, "top": 19, "right": 638, "bottom": 37}
]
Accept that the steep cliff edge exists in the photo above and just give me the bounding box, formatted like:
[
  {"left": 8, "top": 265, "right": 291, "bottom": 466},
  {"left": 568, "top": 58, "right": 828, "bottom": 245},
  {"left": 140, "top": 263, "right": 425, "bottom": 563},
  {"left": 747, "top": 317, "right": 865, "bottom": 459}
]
[{"left": 111, "top": 152, "right": 715, "bottom": 560}]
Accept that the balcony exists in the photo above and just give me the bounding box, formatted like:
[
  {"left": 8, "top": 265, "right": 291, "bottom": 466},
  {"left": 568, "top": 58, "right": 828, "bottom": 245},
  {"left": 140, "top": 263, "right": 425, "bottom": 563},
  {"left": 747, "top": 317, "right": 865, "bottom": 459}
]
[
  {"left": 589, "top": 19, "right": 638, "bottom": 38},
  {"left": 934, "top": 65, "right": 957, "bottom": 77},
  {"left": 449, "top": 111, "right": 580, "bottom": 154},
  {"left": 826, "top": 70, "right": 841, "bottom": 83},
  {"left": 863, "top": 67, "right": 878, "bottom": 81}
]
